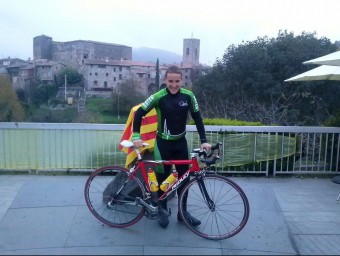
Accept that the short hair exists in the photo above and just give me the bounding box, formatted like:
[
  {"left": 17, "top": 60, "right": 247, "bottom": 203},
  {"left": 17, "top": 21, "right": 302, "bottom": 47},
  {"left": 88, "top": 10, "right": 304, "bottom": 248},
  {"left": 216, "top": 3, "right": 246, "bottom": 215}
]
[{"left": 165, "top": 65, "right": 182, "bottom": 78}]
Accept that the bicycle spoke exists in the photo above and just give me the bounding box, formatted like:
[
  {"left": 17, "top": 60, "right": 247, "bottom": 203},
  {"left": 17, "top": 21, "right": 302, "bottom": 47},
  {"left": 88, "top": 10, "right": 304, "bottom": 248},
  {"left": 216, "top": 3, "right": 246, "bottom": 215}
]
[
  {"left": 179, "top": 174, "right": 249, "bottom": 240},
  {"left": 84, "top": 166, "right": 145, "bottom": 228}
]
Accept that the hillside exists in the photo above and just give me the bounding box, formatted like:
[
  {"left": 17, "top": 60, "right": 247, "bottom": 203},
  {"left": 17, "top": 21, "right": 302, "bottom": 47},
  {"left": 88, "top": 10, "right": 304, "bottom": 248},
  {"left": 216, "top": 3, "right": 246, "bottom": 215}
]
[{"left": 132, "top": 47, "right": 182, "bottom": 64}]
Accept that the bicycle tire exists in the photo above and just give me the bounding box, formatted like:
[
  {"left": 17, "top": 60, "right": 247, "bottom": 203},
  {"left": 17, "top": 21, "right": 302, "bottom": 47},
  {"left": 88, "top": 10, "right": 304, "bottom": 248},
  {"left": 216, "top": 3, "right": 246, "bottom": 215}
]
[
  {"left": 84, "top": 165, "right": 146, "bottom": 228},
  {"left": 178, "top": 174, "right": 250, "bottom": 240}
]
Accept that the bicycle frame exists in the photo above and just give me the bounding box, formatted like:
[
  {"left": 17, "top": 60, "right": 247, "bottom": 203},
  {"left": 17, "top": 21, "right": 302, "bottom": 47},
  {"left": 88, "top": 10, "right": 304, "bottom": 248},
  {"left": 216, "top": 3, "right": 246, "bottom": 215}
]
[{"left": 127, "top": 150, "right": 202, "bottom": 201}]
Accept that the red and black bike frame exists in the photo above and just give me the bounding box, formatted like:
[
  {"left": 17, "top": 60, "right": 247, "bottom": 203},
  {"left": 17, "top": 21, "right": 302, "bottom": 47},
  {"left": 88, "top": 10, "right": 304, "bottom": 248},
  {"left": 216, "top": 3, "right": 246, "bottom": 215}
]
[{"left": 127, "top": 157, "right": 202, "bottom": 201}]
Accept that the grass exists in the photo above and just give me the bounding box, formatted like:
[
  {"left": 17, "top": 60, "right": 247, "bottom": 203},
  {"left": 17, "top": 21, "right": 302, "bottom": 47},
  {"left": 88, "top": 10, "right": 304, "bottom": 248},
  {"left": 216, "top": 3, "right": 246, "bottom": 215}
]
[
  {"left": 86, "top": 97, "right": 127, "bottom": 124},
  {"left": 102, "top": 113, "right": 127, "bottom": 124},
  {"left": 86, "top": 97, "right": 112, "bottom": 112}
]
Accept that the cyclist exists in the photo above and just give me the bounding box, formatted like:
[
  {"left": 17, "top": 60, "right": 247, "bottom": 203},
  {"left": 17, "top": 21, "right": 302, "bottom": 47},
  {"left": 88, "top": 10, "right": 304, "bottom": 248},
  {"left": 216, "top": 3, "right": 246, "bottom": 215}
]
[{"left": 132, "top": 65, "right": 211, "bottom": 228}]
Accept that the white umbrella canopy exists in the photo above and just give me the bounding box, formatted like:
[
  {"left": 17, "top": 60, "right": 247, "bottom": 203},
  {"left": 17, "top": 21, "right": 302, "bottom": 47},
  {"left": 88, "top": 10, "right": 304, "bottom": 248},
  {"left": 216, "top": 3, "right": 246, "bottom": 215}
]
[
  {"left": 284, "top": 65, "right": 340, "bottom": 82},
  {"left": 303, "top": 51, "right": 340, "bottom": 66}
]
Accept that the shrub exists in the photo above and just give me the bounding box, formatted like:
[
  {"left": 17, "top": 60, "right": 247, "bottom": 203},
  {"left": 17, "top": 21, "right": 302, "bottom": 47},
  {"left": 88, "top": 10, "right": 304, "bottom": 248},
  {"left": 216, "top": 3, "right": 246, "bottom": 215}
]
[
  {"left": 324, "top": 111, "right": 340, "bottom": 127},
  {"left": 189, "top": 118, "right": 263, "bottom": 126}
]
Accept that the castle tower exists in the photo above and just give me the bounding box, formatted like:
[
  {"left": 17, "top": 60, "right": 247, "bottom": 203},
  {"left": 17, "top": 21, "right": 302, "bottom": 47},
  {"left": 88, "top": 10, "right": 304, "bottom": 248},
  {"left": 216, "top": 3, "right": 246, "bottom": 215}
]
[
  {"left": 33, "top": 35, "right": 52, "bottom": 60},
  {"left": 182, "top": 38, "right": 200, "bottom": 67}
]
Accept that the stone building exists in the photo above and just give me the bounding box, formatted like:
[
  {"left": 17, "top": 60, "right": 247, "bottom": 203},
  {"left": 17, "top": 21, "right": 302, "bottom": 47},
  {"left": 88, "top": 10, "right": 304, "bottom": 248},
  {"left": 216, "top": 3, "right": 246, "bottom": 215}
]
[
  {"left": 83, "top": 59, "right": 168, "bottom": 95},
  {"left": 33, "top": 35, "right": 132, "bottom": 71},
  {"left": 35, "top": 59, "right": 66, "bottom": 85},
  {"left": 0, "top": 58, "right": 25, "bottom": 74},
  {"left": 3, "top": 35, "right": 210, "bottom": 97},
  {"left": 0, "top": 57, "right": 32, "bottom": 90},
  {"left": 1, "top": 57, "right": 66, "bottom": 90},
  {"left": 13, "top": 64, "right": 35, "bottom": 90}
]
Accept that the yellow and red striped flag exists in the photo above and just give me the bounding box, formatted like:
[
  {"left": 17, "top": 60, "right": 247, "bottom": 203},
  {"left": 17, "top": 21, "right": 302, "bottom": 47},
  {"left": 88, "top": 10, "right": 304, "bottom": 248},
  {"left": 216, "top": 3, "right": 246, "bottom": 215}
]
[{"left": 119, "top": 104, "right": 158, "bottom": 167}]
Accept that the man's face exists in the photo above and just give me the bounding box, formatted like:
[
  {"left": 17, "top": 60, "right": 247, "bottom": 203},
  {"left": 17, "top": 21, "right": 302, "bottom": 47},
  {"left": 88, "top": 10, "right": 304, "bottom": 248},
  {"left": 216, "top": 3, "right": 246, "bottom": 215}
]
[{"left": 165, "top": 73, "right": 182, "bottom": 94}]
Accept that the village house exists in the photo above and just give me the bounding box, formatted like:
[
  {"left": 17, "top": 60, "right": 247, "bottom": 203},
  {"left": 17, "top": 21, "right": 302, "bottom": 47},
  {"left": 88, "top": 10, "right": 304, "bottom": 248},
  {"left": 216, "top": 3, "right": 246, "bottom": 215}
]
[{"left": 3, "top": 35, "right": 210, "bottom": 97}]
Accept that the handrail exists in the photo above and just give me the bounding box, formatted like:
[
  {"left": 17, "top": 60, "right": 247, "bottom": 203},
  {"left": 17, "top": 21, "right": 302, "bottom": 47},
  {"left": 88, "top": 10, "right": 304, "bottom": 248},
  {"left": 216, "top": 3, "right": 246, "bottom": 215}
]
[{"left": 1, "top": 122, "right": 339, "bottom": 176}]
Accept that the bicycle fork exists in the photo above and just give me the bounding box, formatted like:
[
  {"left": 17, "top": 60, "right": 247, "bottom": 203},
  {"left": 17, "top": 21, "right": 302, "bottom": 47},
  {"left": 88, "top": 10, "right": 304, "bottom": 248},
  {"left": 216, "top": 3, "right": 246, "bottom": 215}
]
[{"left": 197, "top": 175, "right": 215, "bottom": 211}]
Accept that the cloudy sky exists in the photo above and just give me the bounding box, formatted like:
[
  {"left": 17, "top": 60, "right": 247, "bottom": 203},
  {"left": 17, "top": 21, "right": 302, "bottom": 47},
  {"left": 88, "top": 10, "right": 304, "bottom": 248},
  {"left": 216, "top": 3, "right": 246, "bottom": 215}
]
[{"left": 1, "top": 0, "right": 340, "bottom": 65}]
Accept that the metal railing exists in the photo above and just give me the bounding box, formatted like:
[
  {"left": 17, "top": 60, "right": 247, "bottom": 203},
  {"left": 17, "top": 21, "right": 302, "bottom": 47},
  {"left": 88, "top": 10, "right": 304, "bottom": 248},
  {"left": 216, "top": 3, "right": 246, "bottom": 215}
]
[{"left": 0, "top": 122, "right": 339, "bottom": 177}]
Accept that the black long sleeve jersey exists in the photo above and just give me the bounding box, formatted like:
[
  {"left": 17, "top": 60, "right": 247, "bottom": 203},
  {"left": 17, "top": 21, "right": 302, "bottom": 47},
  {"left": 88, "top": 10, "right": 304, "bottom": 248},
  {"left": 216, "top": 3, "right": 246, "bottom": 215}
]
[{"left": 132, "top": 88, "right": 207, "bottom": 144}]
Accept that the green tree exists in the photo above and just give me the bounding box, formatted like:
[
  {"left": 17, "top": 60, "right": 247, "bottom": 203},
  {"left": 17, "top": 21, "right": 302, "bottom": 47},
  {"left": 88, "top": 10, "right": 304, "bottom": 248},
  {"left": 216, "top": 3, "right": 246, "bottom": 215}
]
[
  {"left": 112, "top": 79, "right": 145, "bottom": 118},
  {"left": 31, "top": 82, "right": 58, "bottom": 106},
  {"left": 0, "top": 75, "right": 25, "bottom": 121},
  {"left": 193, "top": 30, "right": 339, "bottom": 125},
  {"left": 57, "top": 67, "right": 83, "bottom": 86},
  {"left": 156, "top": 58, "right": 160, "bottom": 89}
]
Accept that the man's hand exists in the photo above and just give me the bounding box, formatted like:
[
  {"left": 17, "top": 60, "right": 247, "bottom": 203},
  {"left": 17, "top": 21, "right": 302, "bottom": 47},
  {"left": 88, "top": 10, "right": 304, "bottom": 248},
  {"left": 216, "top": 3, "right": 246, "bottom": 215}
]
[
  {"left": 133, "top": 139, "right": 144, "bottom": 148},
  {"left": 201, "top": 142, "right": 212, "bottom": 152}
]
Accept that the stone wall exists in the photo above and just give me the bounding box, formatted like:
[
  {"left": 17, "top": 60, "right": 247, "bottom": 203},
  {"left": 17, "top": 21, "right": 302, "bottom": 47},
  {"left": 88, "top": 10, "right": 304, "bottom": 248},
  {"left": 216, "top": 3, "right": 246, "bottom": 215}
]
[
  {"left": 51, "top": 40, "right": 132, "bottom": 71},
  {"left": 33, "top": 35, "right": 52, "bottom": 60}
]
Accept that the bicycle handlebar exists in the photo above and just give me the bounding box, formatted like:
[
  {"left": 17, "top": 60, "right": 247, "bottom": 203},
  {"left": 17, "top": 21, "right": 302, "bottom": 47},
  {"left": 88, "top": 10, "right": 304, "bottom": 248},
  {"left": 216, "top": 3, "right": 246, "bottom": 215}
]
[
  {"left": 196, "top": 142, "right": 222, "bottom": 166},
  {"left": 121, "top": 139, "right": 222, "bottom": 166},
  {"left": 120, "top": 140, "right": 149, "bottom": 148}
]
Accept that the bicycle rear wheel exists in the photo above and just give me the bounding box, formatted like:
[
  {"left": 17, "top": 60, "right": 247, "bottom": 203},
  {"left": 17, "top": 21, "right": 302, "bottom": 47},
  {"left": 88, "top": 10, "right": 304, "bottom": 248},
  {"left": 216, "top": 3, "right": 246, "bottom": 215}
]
[
  {"left": 84, "top": 166, "right": 146, "bottom": 228},
  {"left": 178, "top": 174, "right": 249, "bottom": 240}
]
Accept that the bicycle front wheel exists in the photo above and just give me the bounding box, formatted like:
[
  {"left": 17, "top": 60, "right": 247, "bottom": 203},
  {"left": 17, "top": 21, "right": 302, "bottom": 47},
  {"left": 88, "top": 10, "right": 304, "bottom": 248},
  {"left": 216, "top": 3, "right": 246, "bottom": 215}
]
[
  {"left": 84, "top": 166, "right": 146, "bottom": 228},
  {"left": 178, "top": 174, "right": 250, "bottom": 240}
]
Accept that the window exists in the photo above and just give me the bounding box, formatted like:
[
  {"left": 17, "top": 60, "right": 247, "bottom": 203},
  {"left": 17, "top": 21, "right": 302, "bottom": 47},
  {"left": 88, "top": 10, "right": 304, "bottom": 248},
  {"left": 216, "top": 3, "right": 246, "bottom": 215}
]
[
  {"left": 114, "top": 68, "right": 116, "bottom": 72},
  {"left": 119, "top": 74, "right": 122, "bottom": 80},
  {"left": 119, "top": 67, "right": 122, "bottom": 71},
  {"left": 148, "top": 74, "right": 150, "bottom": 78},
  {"left": 138, "top": 73, "right": 143, "bottom": 78},
  {"left": 94, "top": 80, "right": 98, "bottom": 85},
  {"left": 114, "top": 77, "right": 116, "bottom": 81},
  {"left": 104, "top": 81, "right": 108, "bottom": 88},
  {"left": 95, "top": 72, "right": 98, "bottom": 76},
  {"left": 106, "top": 73, "right": 109, "bottom": 77},
  {"left": 186, "top": 48, "right": 189, "bottom": 55},
  {"left": 98, "top": 64, "right": 106, "bottom": 68},
  {"left": 90, "top": 73, "right": 92, "bottom": 76}
]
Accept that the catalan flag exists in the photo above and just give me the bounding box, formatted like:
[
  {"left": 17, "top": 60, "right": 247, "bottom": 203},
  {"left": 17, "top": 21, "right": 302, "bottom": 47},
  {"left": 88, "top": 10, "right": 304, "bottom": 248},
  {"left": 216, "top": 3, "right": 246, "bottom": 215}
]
[{"left": 119, "top": 104, "right": 158, "bottom": 167}]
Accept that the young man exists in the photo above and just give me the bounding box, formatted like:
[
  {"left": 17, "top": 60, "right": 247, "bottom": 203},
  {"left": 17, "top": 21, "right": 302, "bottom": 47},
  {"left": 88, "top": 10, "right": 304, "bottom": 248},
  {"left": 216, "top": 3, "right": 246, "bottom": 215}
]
[{"left": 132, "top": 65, "right": 211, "bottom": 228}]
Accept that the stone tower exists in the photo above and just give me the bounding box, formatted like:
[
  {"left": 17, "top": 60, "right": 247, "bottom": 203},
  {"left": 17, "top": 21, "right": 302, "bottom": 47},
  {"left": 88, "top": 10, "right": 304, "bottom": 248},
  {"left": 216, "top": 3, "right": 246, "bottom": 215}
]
[
  {"left": 182, "top": 38, "right": 200, "bottom": 66},
  {"left": 33, "top": 35, "right": 53, "bottom": 60}
]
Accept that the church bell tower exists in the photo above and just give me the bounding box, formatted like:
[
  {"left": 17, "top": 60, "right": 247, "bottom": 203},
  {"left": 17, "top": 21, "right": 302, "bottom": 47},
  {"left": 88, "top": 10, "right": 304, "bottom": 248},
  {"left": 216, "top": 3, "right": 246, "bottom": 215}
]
[{"left": 182, "top": 37, "right": 200, "bottom": 67}]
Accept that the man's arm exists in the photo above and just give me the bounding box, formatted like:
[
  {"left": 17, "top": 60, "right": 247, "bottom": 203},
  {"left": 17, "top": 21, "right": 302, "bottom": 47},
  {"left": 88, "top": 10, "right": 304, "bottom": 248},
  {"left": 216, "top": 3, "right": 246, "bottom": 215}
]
[
  {"left": 188, "top": 91, "right": 211, "bottom": 150},
  {"left": 132, "top": 106, "right": 148, "bottom": 148},
  {"left": 191, "top": 111, "right": 207, "bottom": 143},
  {"left": 191, "top": 111, "right": 211, "bottom": 151}
]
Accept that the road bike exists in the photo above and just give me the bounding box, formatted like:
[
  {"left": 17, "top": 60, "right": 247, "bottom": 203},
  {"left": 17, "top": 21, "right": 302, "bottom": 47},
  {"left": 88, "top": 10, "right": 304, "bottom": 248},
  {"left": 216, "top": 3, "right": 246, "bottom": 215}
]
[{"left": 84, "top": 140, "right": 250, "bottom": 240}]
